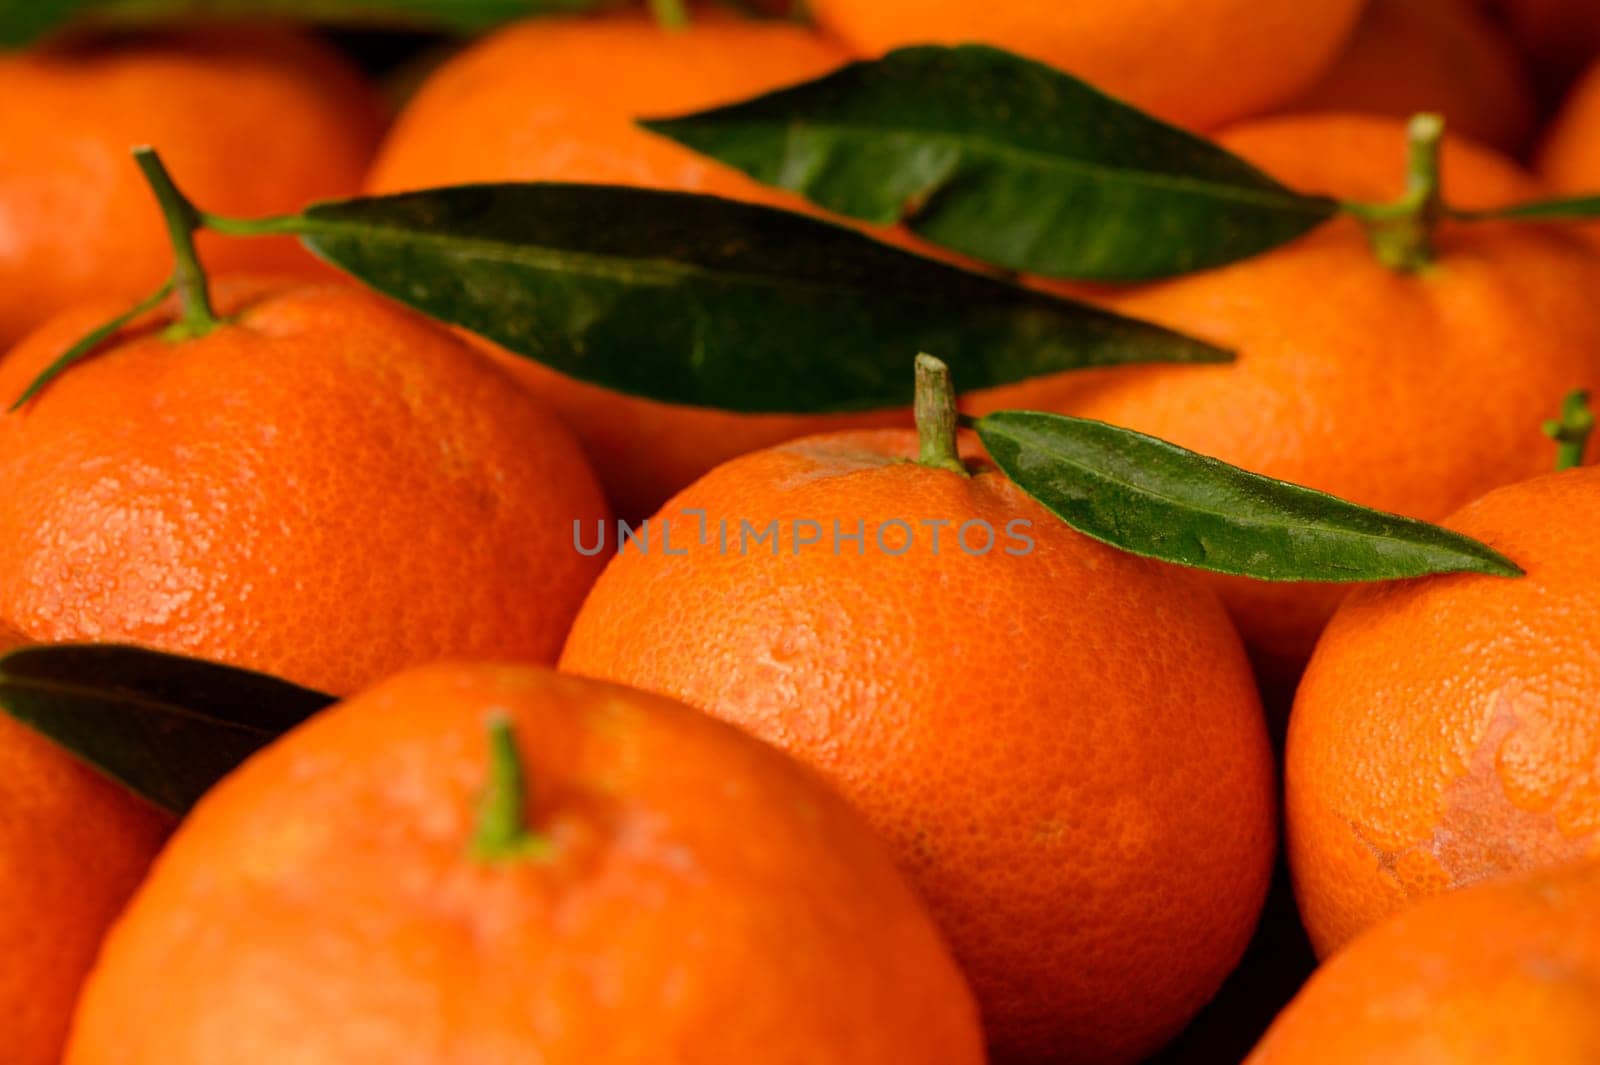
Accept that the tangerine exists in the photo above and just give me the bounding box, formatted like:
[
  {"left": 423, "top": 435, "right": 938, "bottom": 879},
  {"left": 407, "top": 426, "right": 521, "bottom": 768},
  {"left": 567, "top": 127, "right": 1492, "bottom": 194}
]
[
  {"left": 0, "top": 622, "right": 171, "bottom": 1065},
  {"left": 561, "top": 367, "right": 1275, "bottom": 1065},
  {"left": 805, "top": 0, "right": 1369, "bottom": 129},
  {"left": 1287, "top": 0, "right": 1536, "bottom": 153},
  {"left": 1539, "top": 57, "right": 1600, "bottom": 197},
  {"left": 0, "top": 280, "right": 610, "bottom": 695},
  {"left": 1288, "top": 463, "right": 1600, "bottom": 955},
  {"left": 1248, "top": 860, "right": 1600, "bottom": 1063},
  {"left": 0, "top": 29, "right": 383, "bottom": 346},
  {"left": 67, "top": 663, "right": 986, "bottom": 1064},
  {"left": 1488, "top": 0, "right": 1600, "bottom": 90}
]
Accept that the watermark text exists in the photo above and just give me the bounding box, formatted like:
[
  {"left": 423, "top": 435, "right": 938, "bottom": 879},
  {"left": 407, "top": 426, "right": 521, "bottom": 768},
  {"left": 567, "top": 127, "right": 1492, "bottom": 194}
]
[{"left": 574, "top": 509, "right": 1034, "bottom": 558}]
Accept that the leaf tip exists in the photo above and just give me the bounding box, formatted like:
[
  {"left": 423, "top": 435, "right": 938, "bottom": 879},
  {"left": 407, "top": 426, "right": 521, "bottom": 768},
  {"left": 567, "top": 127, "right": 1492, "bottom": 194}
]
[
  {"left": 1482, "top": 554, "right": 1527, "bottom": 580},
  {"left": 1449, "top": 539, "right": 1525, "bottom": 580}
]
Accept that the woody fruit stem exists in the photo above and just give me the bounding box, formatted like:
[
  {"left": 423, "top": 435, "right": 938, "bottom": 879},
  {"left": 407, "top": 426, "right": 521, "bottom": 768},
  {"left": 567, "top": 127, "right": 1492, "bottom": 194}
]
[
  {"left": 1359, "top": 113, "right": 1446, "bottom": 273},
  {"left": 915, "top": 353, "right": 969, "bottom": 476},
  {"left": 132, "top": 146, "right": 221, "bottom": 338}
]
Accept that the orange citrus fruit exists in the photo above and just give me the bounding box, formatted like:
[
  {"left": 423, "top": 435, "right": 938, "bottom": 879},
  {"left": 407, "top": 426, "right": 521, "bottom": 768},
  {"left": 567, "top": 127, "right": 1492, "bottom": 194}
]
[
  {"left": 1248, "top": 860, "right": 1600, "bottom": 1063},
  {"left": 560, "top": 426, "right": 1276, "bottom": 1065},
  {"left": 1287, "top": 0, "right": 1536, "bottom": 153},
  {"left": 805, "top": 0, "right": 1369, "bottom": 129},
  {"left": 367, "top": 8, "right": 846, "bottom": 207},
  {"left": 1540, "top": 58, "right": 1600, "bottom": 196},
  {"left": 1288, "top": 463, "right": 1600, "bottom": 956},
  {"left": 1, "top": 620, "right": 171, "bottom": 1065},
  {"left": 1487, "top": 0, "right": 1600, "bottom": 87},
  {"left": 67, "top": 663, "right": 986, "bottom": 1065},
  {"left": 0, "top": 29, "right": 383, "bottom": 347},
  {"left": 0, "top": 281, "right": 610, "bottom": 696},
  {"left": 985, "top": 113, "right": 1600, "bottom": 697}
]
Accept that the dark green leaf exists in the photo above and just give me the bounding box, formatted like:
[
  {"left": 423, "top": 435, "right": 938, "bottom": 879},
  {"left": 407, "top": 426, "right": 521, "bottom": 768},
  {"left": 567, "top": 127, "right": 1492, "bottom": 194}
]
[
  {"left": 1451, "top": 195, "right": 1600, "bottom": 222},
  {"left": 0, "top": 645, "right": 335, "bottom": 814},
  {"left": 642, "top": 45, "right": 1339, "bottom": 281},
  {"left": 271, "top": 184, "right": 1228, "bottom": 414},
  {"left": 0, "top": 0, "right": 85, "bottom": 47},
  {"left": 977, "top": 410, "right": 1523, "bottom": 582},
  {"left": 2, "top": 0, "right": 621, "bottom": 47}
]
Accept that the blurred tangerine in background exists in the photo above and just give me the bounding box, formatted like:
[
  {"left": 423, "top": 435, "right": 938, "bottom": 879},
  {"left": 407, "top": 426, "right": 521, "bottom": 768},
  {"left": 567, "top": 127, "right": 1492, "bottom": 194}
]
[
  {"left": 1286, "top": 0, "right": 1536, "bottom": 154},
  {"left": 803, "top": 0, "right": 1370, "bottom": 130},
  {"left": 0, "top": 30, "right": 384, "bottom": 347}
]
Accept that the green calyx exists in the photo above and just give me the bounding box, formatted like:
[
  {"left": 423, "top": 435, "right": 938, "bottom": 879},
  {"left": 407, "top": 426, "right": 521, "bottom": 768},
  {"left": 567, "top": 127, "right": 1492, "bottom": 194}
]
[
  {"left": 914, "top": 354, "right": 969, "bottom": 476},
  {"left": 469, "top": 712, "right": 555, "bottom": 865},
  {"left": 132, "top": 146, "right": 224, "bottom": 340},
  {"left": 1544, "top": 390, "right": 1595, "bottom": 471},
  {"left": 1345, "top": 113, "right": 1446, "bottom": 274}
]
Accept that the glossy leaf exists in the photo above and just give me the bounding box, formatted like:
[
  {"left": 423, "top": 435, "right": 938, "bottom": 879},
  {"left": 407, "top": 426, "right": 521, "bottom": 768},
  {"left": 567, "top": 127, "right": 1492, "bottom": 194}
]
[
  {"left": 977, "top": 410, "right": 1523, "bottom": 581},
  {"left": 643, "top": 45, "right": 1340, "bottom": 281},
  {"left": 267, "top": 183, "right": 1229, "bottom": 413},
  {"left": 1, "top": 0, "right": 621, "bottom": 47},
  {"left": 0, "top": 645, "right": 335, "bottom": 814}
]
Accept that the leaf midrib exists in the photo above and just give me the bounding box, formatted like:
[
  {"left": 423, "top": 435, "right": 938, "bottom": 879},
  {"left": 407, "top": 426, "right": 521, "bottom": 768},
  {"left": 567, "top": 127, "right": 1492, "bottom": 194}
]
[
  {"left": 300, "top": 213, "right": 1148, "bottom": 314},
  {"left": 984, "top": 417, "right": 1496, "bottom": 575},
  {"left": 0, "top": 675, "right": 282, "bottom": 737},
  {"left": 656, "top": 116, "right": 1336, "bottom": 219}
]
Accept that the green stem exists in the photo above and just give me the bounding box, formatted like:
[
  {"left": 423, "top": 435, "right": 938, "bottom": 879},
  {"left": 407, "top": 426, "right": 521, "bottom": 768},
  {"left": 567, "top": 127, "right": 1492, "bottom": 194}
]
[
  {"left": 200, "top": 211, "right": 308, "bottom": 237},
  {"left": 8, "top": 281, "right": 174, "bottom": 412},
  {"left": 915, "top": 354, "right": 968, "bottom": 476},
  {"left": 1345, "top": 113, "right": 1445, "bottom": 274},
  {"left": 131, "top": 146, "right": 220, "bottom": 338},
  {"left": 469, "top": 713, "right": 554, "bottom": 864},
  {"left": 1544, "top": 390, "right": 1595, "bottom": 471},
  {"left": 648, "top": 0, "right": 690, "bottom": 29}
]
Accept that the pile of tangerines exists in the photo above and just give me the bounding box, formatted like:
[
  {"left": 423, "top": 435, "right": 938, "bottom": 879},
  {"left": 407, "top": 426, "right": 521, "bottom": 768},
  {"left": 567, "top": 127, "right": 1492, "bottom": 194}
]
[{"left": 4, "top": 2, "right": 1600, "bottom": 1063}]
